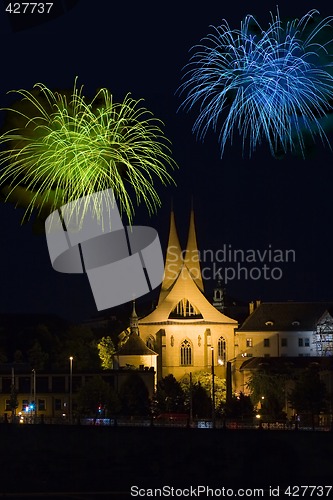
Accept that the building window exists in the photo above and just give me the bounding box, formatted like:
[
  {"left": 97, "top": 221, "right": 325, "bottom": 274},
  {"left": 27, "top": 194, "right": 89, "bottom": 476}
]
[
  {"left": 180, "top": 339, "right": 192, "bottom": 366},
  {"left": 169, "top": 299, "right": 203, "bottom": 319},
  {"left": 18, "top": 377, "right": 31, "bottom": 393},
  {"left": 38, "top": 399, "right": 46, "bottom": 411},
  {"left": 52, "top": 376, "right": 66, "bottom": 392},
  {"left": 54, "top": 399, "right": 62, "bottom": 411},
  {"left": 246, "top": 338, "right": 253, "bottom": 348},
  {"left": 298, "top": 338, "right": 303, "bottom": 347},
  {"left": 304, "top": 338, "right": 310, "bottom": 347},
  {"left": 218, "top": 336, "right": 227, "bottom": 363},
  {"left": 2, "top": 378, "right": 11, "bottom": 392},
  {"left": 5, "top": 400, "right": 11, "bottom": 411},
  {"left": 22, "top": 399, "right": 29, "bottom": 412},
  {"left": 242, "top": 352, "right": 253, "bottom": 358},
  {"left": 281, "top": 338, "right": 288, "bottom": 347},
  {"left": 36, "top": 377, "right": 48, "bottom": 392},
  {"left": 264, "top": 338, "right": 270, "bottom": 347}
]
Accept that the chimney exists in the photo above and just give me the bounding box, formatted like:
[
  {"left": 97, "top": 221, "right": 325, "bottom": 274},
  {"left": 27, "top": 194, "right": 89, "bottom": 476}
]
[
  {"left": 249, "top": 301, "right": 255, "bottom": 315},
  {"left": 255, "top": 299, "right": 261, "bottom": 309}
]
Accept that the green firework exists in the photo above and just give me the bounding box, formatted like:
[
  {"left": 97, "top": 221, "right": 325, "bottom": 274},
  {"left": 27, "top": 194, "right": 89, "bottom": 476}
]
[{"left": 0, "top": 80, "right": 177, "bottom": 226}]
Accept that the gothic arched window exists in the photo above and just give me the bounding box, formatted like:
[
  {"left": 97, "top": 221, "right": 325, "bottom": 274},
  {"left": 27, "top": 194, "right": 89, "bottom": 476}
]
[
  {"left": 169, "top": 299, "right": 203, "bottom": 319},
  {"left": 218, "top": 336, "right": 227, "bottom": 364},
  {"left": 180, "top": 339, "right": 192, "bottom": 366}
]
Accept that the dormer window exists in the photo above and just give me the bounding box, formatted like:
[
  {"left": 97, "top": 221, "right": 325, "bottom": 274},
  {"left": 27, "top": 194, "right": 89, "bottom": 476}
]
[
  {"left": 169, "top": 299, "right": 203, "bottom": 319},
  {"left": 265, "top": 321, "right": 274, "bottom": 326},
  {"left": 292, "top": 321, "right": 300, "bottom": 326}
]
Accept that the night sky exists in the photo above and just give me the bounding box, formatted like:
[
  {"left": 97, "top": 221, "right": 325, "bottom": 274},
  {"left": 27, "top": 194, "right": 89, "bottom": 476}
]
[{"left": 0, "top": 0, "right": 333, "bottom": 322}]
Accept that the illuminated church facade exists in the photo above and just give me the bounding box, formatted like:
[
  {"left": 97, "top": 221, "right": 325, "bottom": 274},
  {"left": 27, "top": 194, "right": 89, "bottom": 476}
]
[{"left": 137, "top": 209, "right": 238, "bottom": 383}]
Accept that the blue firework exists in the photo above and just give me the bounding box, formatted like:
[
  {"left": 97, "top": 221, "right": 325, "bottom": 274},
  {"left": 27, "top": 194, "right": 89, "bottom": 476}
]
[{"left": 178, "top": 9, "right": 333, "bottom": 157}]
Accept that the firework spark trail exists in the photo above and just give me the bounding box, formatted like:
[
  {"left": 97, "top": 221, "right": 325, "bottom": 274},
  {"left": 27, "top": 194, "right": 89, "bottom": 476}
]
[
  {"left": 178, "top": 9, "right": 333, "bottom": 157},
  {"left": 0, "top": 80, "right": 177, "bottom": 227}
]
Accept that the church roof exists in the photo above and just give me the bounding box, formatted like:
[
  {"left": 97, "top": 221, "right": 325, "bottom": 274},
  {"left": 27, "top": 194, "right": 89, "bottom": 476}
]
[
  {"left": 140, "top": 208, "right": 237, "bottom": 325},
  {"left": 238, "top": 302, "right": 333, "bottom": 332},
  {"left": 140, "top": 264, "right": 237, "bottom": 325},
  {"left": 240, "top": 356, "right": 333, "bottom": 372},
  {"left": 116, "top": 333, "right": 158, "bottom": 356},
  {"left": 159, "top": 208, "right": 205, "bottom": 304},
  {"left": 184, "top": 209, "right": 204, "bottom": 292},
  {"left": 158, "top": 209, "right": 183, "bottom": 304}
]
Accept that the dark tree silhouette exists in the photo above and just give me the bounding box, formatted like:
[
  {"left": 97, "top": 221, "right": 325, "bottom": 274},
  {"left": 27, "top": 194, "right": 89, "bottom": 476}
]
[
  {"left": 76, "top": 375, "right": 120, "bottom": 417},
  {"left": 224, "top": 393, "right": 254, "bottom": 419},
  {"left": 247, "top": 367, "right": 290, "bottom": 420},
  {"left": 191, "top": 382, "right": 212, "bottom": 418},
  {"left": 289, "top": 364, "right": 328, "bottom": 429},
  {"left": 153, "top": 374, "right": 186, "bottom": 414},
  {"left": 119, "top": 373, "right": 150, "bottom": 416}
]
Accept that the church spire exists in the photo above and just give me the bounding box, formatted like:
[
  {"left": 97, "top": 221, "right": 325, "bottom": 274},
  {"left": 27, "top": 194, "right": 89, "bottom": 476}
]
[
  {"left": 130, "top": 300, "right": 139, "bottom": 335},
  {"left": 184, "top": 206, "right": 204, "bottom": 292},
  {"left": 158, "top": 206, "right": 183, "bottom": 304}
]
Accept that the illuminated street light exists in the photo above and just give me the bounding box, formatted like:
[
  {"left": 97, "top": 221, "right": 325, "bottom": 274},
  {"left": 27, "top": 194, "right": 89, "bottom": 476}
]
[
  {"left": 211, "top": 347, "right": 215, "bottom": 428},
  {"left": 69, "top": 357, "right": 73, "bottom": 425}
]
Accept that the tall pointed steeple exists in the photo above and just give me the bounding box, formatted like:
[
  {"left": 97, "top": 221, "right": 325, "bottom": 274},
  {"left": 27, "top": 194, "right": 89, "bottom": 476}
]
[
  {"left": 130, "top": 300, "right": 139, "bottom": 336},
  {"left": 184, "top": 206, "right": 204, "bottom": 292},
  {"left": 158, "top": 207, "right": 183, "bottom": 304}
]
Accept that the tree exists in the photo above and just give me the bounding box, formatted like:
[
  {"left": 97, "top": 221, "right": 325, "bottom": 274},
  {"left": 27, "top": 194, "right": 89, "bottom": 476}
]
[
  {"left": 97, "top": 336, "right": 116, "bottom": 369},
  {"left": 54, "top": 325, "right": 100, "bottom": 371},
  {"left": 224, "top": 393, "right": 254, "bottom": 419},
  {"left": 246, "top": 367, "right": 289, "bottom": 420},
  {"left": 13, "top": 350, "right": 23, "bottom": 363},
  {"left": 153, "top": 374, "right": 186, "bottom": 414},
  {"left": 119, "top": 373, "right": 150, "bottom": 416},
  {"left": 76, "top": 375, "right": 121, "bottom": 417},
  {"left": 27, "top": 340, "right": 49, "bottom": 371},
  {"left": 0, "top": 348, "right": 7, "bottom": 363},
  {"left": 17, "top": 324, "right": 60, "bottom": 369},
  {"left": 180, "top": 371, "right": 226, "bottom": 415},
  {"left": 191, "top": 383, "right": 212, "bottom": 418},
  {"left": 289, "top": 364, "right": 328, "bottom": 429}
]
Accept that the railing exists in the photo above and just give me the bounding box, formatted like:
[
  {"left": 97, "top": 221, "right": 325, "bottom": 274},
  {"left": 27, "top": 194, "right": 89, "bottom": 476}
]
[{"left": 0, "top": 414, "right": 331, "bottom": 431}]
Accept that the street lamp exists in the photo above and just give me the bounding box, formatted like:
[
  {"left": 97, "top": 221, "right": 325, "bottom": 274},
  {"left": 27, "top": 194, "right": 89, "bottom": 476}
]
[
  {"left": 32, "top": 369, "right": 36, "bottom": 423},
  {"left": 69, "top": 357, "right": 73, "bottom": 424},
  {"left": 189, "top": 372, "right": 193, "bottom": 425},
  {"left": 211, "top": 347, "right": 215, "bottom": 428}
]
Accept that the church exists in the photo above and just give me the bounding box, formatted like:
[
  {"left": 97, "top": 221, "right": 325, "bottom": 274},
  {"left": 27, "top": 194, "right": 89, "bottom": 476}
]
[{"left": 137, "top": 208, "right": 238, "bottom": 382}]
